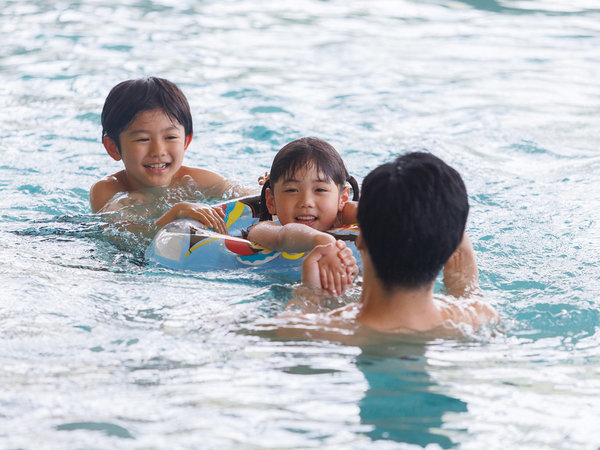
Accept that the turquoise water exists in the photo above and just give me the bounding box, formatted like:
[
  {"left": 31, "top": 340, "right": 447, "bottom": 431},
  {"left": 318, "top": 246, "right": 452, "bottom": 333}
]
[{"left": 1, "top": 0, "right": 599, "bottom": 448}]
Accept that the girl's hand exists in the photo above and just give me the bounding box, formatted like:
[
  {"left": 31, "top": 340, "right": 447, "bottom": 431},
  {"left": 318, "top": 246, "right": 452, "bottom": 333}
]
[
  {"left": 258, "top": 172, "right": 269, "bottom": 186},
  {"left": 302, "top": 240, "right": 356, "bottom": 296},
  {"left": 302, "top": 243, "right": 339, "bottom": 295},
  {"left": 155, "top": 202, "right": 227, "bottom": 234}
]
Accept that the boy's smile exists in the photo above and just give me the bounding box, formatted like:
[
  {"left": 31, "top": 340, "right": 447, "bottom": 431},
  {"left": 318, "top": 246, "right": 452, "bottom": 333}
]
[
  {"left": 266, "top": 165, "right": 348, "bottom": 232},
  {"left": 106, "top": 108, "right": 191, "bottom": 191}
]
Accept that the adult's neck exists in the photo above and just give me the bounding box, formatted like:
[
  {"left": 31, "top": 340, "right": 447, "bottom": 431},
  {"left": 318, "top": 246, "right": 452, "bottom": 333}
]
[{"left": 356, "top": 258, "right": 443, "bottom": 333}]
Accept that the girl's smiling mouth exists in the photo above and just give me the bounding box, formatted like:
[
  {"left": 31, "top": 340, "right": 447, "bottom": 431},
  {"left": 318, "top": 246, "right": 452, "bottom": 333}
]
[{"left": 295, "top": 215, "right": 317, "bottom": 225}]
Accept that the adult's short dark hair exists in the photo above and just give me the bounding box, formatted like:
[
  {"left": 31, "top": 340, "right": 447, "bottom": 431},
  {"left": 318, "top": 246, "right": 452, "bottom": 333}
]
[
  {"left": 357, "top": 152, "right": 469, "bottom": 290},
  {"left": 101, "top": 77, "right": 193, "bottom": 152}
]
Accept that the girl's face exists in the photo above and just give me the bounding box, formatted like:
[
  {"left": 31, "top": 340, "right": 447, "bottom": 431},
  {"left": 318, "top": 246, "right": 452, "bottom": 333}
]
[{"left": 265, "top": 164, "right": 349, "bottom": 231}]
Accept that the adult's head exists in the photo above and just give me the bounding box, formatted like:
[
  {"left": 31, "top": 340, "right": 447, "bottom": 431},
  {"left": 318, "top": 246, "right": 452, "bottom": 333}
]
[{"left": 357, "top": 152, "right": 469, "bottom": 291}]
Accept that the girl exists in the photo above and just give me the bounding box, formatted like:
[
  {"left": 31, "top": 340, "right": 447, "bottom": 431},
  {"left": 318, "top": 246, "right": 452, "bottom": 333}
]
[{"left": 247, "top": 137, "right": 360, "bottom": 294}]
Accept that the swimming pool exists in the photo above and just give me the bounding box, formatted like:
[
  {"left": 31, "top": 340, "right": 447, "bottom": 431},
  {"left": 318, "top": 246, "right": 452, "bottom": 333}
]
[{"left": 1, "top": 0, "right": 599, "bottom": 447}]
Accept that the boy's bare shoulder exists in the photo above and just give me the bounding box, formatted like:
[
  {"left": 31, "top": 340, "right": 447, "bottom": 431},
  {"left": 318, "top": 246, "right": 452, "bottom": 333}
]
[
  {"left": 90, "top": 171, "right": 126, "bottom": 212},
  {"left": 178, "top": 166, "right": 259, "bottom": 198},
  {"left": 178, "top": 166, "right": 227, "bottom": 189}
]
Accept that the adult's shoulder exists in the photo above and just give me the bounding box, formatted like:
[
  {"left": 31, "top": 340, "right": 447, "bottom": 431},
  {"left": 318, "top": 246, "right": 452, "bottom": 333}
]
[{"left": 436, "top": 295, "right": 499, "bottom": 330}]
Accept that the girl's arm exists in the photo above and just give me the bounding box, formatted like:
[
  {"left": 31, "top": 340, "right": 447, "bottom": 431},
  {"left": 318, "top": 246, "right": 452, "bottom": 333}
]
[
  {"left": 340, "top": 200, "right": 358, "bottom": 225},
  {"left": 247, "top": 221, "right": 336, "bottom": 253},
  {"left": 333, "top": 200, "right": 358, "bottom": 228},
  {"left": 335, "top": 185, "right": 357, "bottom": 226}
]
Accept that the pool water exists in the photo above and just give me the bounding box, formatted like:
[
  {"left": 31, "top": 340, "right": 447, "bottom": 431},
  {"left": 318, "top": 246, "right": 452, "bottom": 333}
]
[{"left": 1, "top": 0, "right": 599, "bottom": 448}]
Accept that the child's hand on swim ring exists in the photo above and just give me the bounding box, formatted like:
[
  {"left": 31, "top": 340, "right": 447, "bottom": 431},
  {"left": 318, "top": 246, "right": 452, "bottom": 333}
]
[
  {"left": 257, "top": 172, "right": 269, "bottom": 186},
  {"left": 155, "top": 202, "right": 227, "bottom": 234}
]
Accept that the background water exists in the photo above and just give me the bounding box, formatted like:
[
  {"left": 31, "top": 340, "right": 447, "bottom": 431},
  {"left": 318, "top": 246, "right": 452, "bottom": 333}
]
[{"left": 1, "top": 0, "right": 599, "bottom": 448}]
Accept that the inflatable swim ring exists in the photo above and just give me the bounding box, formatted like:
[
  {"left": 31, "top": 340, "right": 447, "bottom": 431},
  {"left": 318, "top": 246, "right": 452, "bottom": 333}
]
[{"left": 145, "top": 195, "right": 360, "bottom": 277}]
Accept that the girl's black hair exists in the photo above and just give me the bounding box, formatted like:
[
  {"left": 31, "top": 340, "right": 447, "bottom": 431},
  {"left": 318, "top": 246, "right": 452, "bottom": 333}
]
[{"left": 259, "top": 137, "right": 359, "bottom": 220}]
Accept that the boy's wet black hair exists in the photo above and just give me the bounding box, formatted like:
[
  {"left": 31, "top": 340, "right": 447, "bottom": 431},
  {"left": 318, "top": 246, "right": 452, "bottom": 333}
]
[
  {"left": 259, "top": 137, "right": 359, "bottom": 220},
  {"left": 357, "top": 152, "right": 469, "bottom": 291},
  {"left": 101, "top": 77, "right": 193, "bottom": 153}
]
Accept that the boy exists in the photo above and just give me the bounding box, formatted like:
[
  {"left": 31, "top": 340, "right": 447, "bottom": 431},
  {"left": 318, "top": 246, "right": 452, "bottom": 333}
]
[
  {"left": 301, "top": 152, "right": 498, "bottom": 334},
  {"left": 90, "top": 77, "right": 253, "bottom": 232}
]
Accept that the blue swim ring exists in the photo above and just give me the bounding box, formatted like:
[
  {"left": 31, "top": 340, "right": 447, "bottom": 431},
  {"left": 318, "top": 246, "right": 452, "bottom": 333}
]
[{"left": 145, "top": 195, "right": 361, "bottom": 277}]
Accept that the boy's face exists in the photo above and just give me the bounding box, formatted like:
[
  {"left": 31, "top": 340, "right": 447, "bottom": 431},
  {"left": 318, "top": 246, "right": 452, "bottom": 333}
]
[
  {"left": 106, "top": 108, "right": 191, "bottom": 191},
  {"left": 266, "top": 165, "right": 349, "bottom": 232}
]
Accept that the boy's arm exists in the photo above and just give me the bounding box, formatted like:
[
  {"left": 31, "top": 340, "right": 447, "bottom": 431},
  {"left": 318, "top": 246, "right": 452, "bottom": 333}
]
[
  {"left": 442, "top": 232, "right": 480, "bottom": 298},
  {"left": 247, "top": 221, "right": 336, "bottom": 253},
  {"left": 155, "top": 202, "right": 227, "bottom": 234},
  {"left": 91, "top": 178, "right": 227, "bottom": 234}
]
